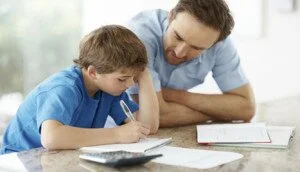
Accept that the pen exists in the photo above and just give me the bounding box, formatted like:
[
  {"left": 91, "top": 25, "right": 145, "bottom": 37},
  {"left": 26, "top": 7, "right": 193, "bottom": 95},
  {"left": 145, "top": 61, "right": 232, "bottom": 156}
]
[{"left": 120, "top": 100, "right": 136, "bottom": 122}]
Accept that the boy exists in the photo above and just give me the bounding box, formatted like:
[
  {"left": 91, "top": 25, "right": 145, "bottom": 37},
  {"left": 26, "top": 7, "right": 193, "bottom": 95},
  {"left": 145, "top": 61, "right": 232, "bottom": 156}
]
[{"left": 0, "top": 25, "right": 159, "bottom": 154}]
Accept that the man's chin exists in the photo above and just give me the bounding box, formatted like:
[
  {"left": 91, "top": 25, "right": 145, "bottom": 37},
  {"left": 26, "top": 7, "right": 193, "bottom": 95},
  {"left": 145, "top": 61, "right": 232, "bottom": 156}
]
[
  {"left": 166, "top": 55, "right": 184, "bottom": 65},
  {"left": 167, "top": 58, "right": 182, "bottom": 65}
]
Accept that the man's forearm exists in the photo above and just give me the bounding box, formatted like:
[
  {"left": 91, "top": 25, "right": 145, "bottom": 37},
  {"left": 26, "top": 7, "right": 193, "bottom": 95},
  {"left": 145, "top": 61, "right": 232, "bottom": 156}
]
[
  {"left": 162, "top": 85, "right": 255, "bottom": 121},
  {"left": 159, "top": 101, "right": 211, "bottom": 127}
]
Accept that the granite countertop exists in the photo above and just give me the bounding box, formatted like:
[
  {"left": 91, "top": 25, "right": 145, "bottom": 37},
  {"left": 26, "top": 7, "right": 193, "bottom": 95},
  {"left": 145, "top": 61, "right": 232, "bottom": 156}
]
[{"left": 0, "top": 95, "right": 300, "bottom": 171}]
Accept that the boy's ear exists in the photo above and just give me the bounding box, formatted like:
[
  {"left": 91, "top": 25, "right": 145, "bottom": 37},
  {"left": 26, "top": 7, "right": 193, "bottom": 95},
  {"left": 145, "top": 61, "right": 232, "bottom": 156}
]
[{"left": 87, "top": 66, "right": 97, "bottom": 80}]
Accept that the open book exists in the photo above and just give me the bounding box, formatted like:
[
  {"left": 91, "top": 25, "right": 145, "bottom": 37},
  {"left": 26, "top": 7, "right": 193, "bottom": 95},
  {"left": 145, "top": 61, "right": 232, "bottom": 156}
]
[
  {"left": 79, "top": 137, "right": 172, "bottom": 153},
  {"left": 215, "top": 126, "right": 295, "bottom": 149},
  {"left": 197, "top": 123, "right": 271, "bottom": 144}
]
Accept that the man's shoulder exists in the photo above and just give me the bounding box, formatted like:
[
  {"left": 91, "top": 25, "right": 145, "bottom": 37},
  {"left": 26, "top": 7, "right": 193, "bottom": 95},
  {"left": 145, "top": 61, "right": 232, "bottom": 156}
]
[
  {"left": 206, "top": 36, "right": 236, "bottom": 57},
  {"left": 127, "top": 9, "right": 168, "bottom": 36},
  {"left": 130, "top": 9, "right": 168, "bottom": 22}
]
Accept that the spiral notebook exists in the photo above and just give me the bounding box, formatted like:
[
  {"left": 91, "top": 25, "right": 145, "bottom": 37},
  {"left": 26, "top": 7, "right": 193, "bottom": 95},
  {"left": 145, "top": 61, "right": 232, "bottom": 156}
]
[{"left": 79, "top": 137, "right": 172, "bottom": 153}]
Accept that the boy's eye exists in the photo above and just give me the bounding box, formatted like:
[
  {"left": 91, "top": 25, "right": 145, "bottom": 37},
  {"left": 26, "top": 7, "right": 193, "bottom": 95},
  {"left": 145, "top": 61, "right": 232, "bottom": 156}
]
[{"left": 118, "top": 78, "right": 126, "bottom": 82}]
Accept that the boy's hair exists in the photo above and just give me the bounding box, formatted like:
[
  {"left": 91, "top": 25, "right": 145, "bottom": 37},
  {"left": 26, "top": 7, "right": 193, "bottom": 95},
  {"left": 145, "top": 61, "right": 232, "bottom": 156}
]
[
  {"left": 173, "top": 0, "right": 234, "bottom": 42},
  {"left": 74, "top": 25, "right": 147, "bottom": 74}
]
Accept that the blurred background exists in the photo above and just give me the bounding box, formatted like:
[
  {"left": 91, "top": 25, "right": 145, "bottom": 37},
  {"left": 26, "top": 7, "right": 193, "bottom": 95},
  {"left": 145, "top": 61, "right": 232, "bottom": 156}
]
[{"left": 1, "top": 0, "right": 300, "bottom": 142}]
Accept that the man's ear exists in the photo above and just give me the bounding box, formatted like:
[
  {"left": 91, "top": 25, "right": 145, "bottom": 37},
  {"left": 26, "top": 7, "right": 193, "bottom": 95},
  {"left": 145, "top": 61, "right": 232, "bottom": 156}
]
[
  {"left": 87, "top": 66, "right": 97, "bottom": 80},
  {"left": 168, "top": 9, "right": 176, "bottom": 23}
]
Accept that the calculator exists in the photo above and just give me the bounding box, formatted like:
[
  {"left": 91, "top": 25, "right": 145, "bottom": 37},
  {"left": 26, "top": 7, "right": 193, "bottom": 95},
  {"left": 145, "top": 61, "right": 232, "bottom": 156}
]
[{"left": 79, "top": 151, "right": 162, "bottom": 167}]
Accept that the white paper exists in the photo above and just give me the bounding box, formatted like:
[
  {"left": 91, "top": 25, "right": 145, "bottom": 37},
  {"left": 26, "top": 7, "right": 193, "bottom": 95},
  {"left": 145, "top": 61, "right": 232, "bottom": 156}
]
[
  {"left": 197, "top": 123, "right": 270, "bottom": 143},
  {"left": 148, "top": 146, "right": 243, "bottom": 169},
  {"left": 79, "top": 137, "right": 172, "bottom": 153}
]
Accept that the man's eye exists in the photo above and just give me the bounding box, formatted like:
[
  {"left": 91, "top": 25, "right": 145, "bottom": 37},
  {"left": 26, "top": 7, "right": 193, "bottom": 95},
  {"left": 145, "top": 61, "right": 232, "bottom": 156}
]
[
  {"left": 175, "top": 35, "right": 182, "bottom": 41},
  {"left": 175, "top": 34, "right": 183, "bottom": 41},
  {"left": 118, "top": 79, "right": 126, "bottom": 82}
]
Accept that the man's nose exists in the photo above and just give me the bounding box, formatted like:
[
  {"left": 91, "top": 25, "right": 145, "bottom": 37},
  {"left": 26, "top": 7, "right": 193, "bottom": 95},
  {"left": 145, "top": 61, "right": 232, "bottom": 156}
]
[{"left": 174, "top": 42, "right": 188, "bottom": 58}]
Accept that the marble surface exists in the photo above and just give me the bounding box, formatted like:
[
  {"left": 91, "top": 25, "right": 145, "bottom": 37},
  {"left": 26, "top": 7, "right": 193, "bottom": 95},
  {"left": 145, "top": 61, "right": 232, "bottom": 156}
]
[{"left": 0, "top": 95, "right": 300, "bottom": 172}]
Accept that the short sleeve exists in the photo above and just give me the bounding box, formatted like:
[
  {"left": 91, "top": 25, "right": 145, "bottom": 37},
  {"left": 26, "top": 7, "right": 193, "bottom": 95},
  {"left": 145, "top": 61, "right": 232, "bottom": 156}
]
[
  {"left": 109, "top": 93, "right": 139, "bottom": 125},
  {"left": 126, "top": 11, "right": 164, "bottom": 94},
  {"left": 212, "top": 37, "right": 249, "bottom": 92},
  {"left": 36, "top": 86, "right": 79, "bottom": 132}
]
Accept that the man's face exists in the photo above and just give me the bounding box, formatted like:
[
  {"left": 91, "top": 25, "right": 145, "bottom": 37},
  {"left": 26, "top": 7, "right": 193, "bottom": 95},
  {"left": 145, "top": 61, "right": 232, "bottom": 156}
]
[
  {"left": 163, "top": 11, "right": 220, "bottom": 65},
  {"left": 94, "top": 68, "right": 137, "bottom": 96}
]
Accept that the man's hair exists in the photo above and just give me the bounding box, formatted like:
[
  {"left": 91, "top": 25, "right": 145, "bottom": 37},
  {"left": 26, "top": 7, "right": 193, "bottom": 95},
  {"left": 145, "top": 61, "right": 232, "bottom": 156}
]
[
  {"left": 74, "top": 25, "right": 147, "bottom": 74},
  {"left": 173, "top": 0, "right": 234, "bottom": 42}
]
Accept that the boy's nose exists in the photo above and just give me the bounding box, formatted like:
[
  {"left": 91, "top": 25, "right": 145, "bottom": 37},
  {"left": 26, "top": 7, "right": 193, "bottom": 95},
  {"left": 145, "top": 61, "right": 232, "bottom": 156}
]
[{"left": 126, "top": 78, "right": 135, "bottom": 88}]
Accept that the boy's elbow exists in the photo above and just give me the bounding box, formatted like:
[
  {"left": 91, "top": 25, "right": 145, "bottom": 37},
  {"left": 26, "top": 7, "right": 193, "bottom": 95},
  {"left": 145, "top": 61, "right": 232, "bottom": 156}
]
[
  {"left": 41, "top": 133, "right": 59, "bottom": 150},
  {"left": 150, "top": 123, "right": 159, "bottom": 134}
]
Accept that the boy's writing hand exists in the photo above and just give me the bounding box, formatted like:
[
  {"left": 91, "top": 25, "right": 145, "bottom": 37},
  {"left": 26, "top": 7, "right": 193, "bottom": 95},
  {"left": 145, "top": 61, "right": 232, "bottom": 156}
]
[{"left": 115, "top": 121, "right": 150, "bottom": 143}]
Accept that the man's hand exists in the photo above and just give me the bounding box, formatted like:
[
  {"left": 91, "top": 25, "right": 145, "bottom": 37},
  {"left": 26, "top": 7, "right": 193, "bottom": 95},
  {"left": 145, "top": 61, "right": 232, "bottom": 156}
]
[{"left": 161, "top": 88, "right": 183, "bottom": 102}]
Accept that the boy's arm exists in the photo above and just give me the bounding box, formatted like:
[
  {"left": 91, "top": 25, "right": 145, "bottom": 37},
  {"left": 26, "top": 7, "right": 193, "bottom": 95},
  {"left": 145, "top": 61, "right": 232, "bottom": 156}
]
[
  {"left": 133, "top": 68, "right": 159, "bottom": 134},
  {"left": 41, "top": 120, "right": 150, "bottom": 150}
]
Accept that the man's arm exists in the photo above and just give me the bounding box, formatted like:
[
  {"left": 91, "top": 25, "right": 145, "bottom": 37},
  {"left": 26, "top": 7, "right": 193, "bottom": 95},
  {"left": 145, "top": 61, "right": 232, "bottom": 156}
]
[
  {"left": 162, "top": 84, "right": 256, "bottom": 121},
  {"left": 132, "top": 92, "right": 212, "bottom": 127}
]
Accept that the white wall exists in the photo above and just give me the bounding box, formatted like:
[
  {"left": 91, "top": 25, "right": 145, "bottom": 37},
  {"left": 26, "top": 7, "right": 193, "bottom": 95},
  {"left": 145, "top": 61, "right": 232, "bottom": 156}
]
[
  {"left": 82, "top": 0, "right": 177, "bottom": 34},
  {"left": 83, "top": 0, "right": 300, "bottom": 103},
  {"left": 234, "top": 0, "right": 300, "bottom": 102}
]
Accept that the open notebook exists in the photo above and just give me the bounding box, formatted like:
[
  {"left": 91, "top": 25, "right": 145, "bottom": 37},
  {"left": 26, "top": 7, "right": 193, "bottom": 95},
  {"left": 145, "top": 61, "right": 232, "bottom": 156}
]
[
  {"left": 197, "top": 123, "right": 271, "bottom": 144},
  {"left": 215, "top": 126, "right": 295, "bottom": 149},
  {"left": 79, "top": 137, "right": 172, "bottom": 153}
]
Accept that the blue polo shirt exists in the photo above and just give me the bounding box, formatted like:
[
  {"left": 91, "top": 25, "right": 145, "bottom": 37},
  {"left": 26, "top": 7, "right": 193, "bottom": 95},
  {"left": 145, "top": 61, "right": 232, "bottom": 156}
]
[
  {"left": 126, "top": 9, "right": 248, "bottom": 94},
  {"left": 0, "top": 66, "right": 138, "bottom": 154}
]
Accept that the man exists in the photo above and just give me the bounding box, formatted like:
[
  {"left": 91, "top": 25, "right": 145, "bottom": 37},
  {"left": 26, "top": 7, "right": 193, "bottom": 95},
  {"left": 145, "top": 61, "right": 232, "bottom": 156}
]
[{"left": 126, "top": 0, "right": 255, "bottom": 127}]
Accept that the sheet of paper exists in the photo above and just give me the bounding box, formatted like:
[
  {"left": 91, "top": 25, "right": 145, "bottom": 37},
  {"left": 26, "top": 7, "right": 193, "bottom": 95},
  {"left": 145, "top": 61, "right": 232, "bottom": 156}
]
[
  {"left": 79, "top": 137, "right": 172, "bottom": 153},
  {"left": 197, "top": 123, "right": 270, "bottom": 143},
  {"left": 148, "top": 146, "right": 243, "bottom": 169}
]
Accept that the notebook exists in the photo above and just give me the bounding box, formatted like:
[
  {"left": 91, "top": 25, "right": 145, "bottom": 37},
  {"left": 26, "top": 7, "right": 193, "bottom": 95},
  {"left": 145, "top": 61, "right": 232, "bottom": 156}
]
[
  {"left": 215, "top": 126, "right": 295, "bottom": 149},
  {"left": 79, "top": 137, "right": 172, "bottom": 153},
  {"left": 197, "top": 123, "right": 271, "bottom": 144}
]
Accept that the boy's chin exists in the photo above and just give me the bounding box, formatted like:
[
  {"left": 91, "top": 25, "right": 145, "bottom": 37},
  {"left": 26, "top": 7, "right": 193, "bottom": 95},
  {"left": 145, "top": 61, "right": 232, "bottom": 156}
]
[{"left": 109, "top": 91, "right": 123, "bottom": 96}]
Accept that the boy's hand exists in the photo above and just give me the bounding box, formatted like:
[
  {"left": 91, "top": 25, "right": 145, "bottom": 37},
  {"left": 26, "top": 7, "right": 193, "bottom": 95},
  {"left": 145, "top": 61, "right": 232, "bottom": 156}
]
[{"left": 115, "top": 121, "right": 150, "bottom": 143}]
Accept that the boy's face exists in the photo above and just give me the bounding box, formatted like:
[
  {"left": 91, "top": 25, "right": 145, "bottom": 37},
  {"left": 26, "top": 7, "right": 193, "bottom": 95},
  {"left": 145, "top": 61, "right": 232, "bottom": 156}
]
[
  {"left": 94, "top": 68, "right": 137, "bottom": 96},
  {"left": 163, "top": 11, "right": 220, "bottom": 65}
]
